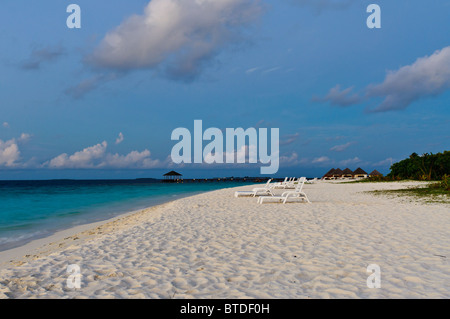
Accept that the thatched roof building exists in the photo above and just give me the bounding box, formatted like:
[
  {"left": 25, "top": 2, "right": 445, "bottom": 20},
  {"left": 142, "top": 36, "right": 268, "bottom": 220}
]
[
  {"left": 353, "top": 167, "right": 368, "bottom": 178},
  {"left": 323, "top": 167, "right": 371, "bottom": 179},
  {"left": 163, "top": 171, "right": 183, "bottom": 181},
  {"left": 369, "top": 169, "right": 383, "bottom": 177},
  {"left": 322, "top": 168, "right": 336, "bottom": 179},
  {"left": 333, "top": 168, "right": 344, "bottom": 178},
  {"left": 342, "top": 168, "right": 353, "bottom": 178}
]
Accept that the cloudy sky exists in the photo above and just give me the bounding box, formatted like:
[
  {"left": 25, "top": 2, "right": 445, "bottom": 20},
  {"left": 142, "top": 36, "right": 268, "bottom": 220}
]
[{"left": 1, "top": 0, "right": 449, "bottom": 179}]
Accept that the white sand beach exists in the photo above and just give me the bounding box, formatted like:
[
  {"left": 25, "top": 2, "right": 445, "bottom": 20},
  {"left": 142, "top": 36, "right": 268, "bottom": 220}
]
[{"left": 0, "top": 181, "right": 448, "bottom": 299}]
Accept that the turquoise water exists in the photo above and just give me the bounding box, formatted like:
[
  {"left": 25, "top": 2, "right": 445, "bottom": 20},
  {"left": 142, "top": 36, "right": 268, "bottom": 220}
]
[{"left": 0, "top": 180, "right": 251, "bottom": 251}]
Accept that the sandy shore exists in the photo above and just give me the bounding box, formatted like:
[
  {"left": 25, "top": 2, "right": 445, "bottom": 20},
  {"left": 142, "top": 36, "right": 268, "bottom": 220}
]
[{"left": 0, "top": 180, "right": 448, "bottom": 299}]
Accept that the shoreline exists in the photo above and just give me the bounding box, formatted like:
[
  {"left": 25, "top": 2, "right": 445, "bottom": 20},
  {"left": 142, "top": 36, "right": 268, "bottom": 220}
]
[
  {"left": 0, "top": 181, "right": 259, "bottom": 254},
  {"left": 0, "top": 206, "right": 145, "bottom": 268},
  {"left": 0, "top": 181, "right": 448, "bottom": 298},
  {"left": 0, "top": 185, "right": 256, "bottom": 268}
]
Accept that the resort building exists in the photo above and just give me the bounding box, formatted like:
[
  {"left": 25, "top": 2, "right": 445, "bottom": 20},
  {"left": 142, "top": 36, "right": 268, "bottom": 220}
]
[
  {"left": 352, "top": 167, "right": 368, "bottom": 178},
  {"left": 322, "top": 168, "right": 336, "bottom": 180},
  {"left": 322, "top": 167, "right": 371, "bottom": 179},
  {"left": 342, "top": 168, "right": 354, "bottom": 178},
  {"left": 332, "top": 168, "right": 344, "bottom": 179},
  {"left": 369, "top": 169, "right": 383, "bottom": 177}
]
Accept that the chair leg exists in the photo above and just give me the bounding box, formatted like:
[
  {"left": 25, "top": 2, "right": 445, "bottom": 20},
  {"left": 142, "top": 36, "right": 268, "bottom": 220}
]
[{"left": 303, "top": 194, "right": 311, "bottom": 203}]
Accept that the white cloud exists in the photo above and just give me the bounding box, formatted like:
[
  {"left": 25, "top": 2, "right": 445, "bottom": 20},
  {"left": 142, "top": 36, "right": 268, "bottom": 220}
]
[
  {"left": 312, "top": 85, "right": 361, "bottom": 107},
  {"left": 254, "top": 119, "right": 272, "bottom": 128},
  {"left": 262, "top": 66, "right": 281, "bottom": 74},
  {"left": 0, "top": 138, "right": 21, "bottom": 167},
  {"left": 65, "top": 73, "right": 120, "bottom": 99},
  {"left": 280, "top": 133, "right": 300, "bottom": 146},
  {"left": 372, "top": 157, "right": 394, "bottom": 167},
  {"left": 21, "top": 45, "right": 66, "bottom": 70},
  {"left": 0, "top": 133, "right": 30, "bottom": 167},
  {"left": 317, "top": 46, "right": 450, "bottom": 112},
  {"left": 245, "top": 66, "right": 261, "bottom": 74},
  {"left": 48, "top": 141, "right": 108, "bottom": 168},
  {"left": 339, "top": 157, "right": 361, "bottom": 166},
  {"left": 46, "top": 140, "right": 163, "bottom": 169},
  {"left": 3, "top": 122, "right": 9, "bottom": 128},
  {"left": 312, "top": 156, "right": 331, "bottom": 164},
  {"left": 279, "top": 152, "right": 309, "bottom": 166},
  {"left": 203, "top": 144, "right": 258, "bottom": 165},
  {"left": 115, "top": 132, "right": 124, "bottom": 144},
  {"left": 88, "top": 0, "right": 262, "bottom": 81},
  {"left": 367, "top": 46, "right": 450, "bottom": 112},
  {"left": 102, "top": 150, "right": 161, "bottom": 168},
  {"left": 18, "top": 133, "right": 31, "bottom": 142},
  {"left": 330, "top": 141, "right": 353, "bottom": 152},
  {"left": 280, "top": 154, "right": 365, "bottom": 167}
]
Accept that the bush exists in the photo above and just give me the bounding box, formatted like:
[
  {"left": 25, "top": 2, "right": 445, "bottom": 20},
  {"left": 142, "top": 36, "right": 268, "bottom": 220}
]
[
  {"left": 441, "top": 174, "right": 450, "bottom": 191},
  {"left": 429, "top": 175, "right": 450, "bottom": 191},
  {"left": 387, "top": 151, "right": 450, "bottom": 181},
  {"left": 367, "top": 175, "right": 392, "bottom": 182}
]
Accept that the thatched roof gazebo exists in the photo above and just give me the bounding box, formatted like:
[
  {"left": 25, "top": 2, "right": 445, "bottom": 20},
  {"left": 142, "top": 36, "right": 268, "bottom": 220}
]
[
  {"left": 163, "top": 170, "right": 183, "bottom": 182},
  {"left": 333, "top": 168, "right": 344, "bottom": 178},
  {"left": 353, "top": 167, "right": 368, "bottom": 178},
  {"left": 322, "top": 168, "right": 336, "bottom": 179},
  {"left": 342, "top": 168, "right": 353, "bottom": 178},
  {"left": 369, "top": 169, "right": 383, "bottom": 177}
]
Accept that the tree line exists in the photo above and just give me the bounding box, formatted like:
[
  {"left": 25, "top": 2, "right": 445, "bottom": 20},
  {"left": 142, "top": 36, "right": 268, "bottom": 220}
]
[{"left": 387, "top": 151, "right": 449, "bottom": 181}]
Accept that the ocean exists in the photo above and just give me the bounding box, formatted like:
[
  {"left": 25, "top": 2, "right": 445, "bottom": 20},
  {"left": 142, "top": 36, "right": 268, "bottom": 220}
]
[{"left": 0, "top": 179, "right": 253, "bottom": 251}]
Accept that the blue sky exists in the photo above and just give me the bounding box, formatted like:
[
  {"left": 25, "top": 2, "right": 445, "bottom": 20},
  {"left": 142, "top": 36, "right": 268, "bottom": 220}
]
[{"left": 0, "top": 0, "right": 449, "bottom": 179}]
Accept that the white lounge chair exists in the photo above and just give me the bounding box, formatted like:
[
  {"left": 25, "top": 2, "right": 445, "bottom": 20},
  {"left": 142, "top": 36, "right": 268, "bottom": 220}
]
[
  {"left": 284, "top": 177, "right": 301, "bottom": 189},
  {"left": 273, "top": 177, "right": 299, "bottom": 189},
  {"left": 305, "top": 177, "right": 318, "bottom": 184},
  {"left": 272, "top": 177, "right": 288, "bottom": 188},
  {"left": 258, "top": 177, "right": 310, "bottom": 204},
  {"left": 234, "top": 179, "right": 274, "bottom": 197}
]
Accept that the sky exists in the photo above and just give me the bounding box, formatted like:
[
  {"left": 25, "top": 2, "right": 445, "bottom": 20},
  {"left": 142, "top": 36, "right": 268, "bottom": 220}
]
[{"left": 0, "top": 0, "right": 449, "bottom": 179}]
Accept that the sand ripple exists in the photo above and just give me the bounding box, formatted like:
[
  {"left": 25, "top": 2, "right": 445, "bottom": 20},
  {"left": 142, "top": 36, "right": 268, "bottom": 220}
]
[{"left": 0, "top": 181, "right": 448, "bottom": 299}]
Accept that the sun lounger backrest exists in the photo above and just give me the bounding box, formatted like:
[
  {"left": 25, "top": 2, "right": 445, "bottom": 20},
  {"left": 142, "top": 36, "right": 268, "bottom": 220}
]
[{"left": 295, "top": 177, "right": 306, "bottom": 192}]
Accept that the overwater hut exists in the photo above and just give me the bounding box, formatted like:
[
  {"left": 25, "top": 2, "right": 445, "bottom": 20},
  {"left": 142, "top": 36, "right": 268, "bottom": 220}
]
[{"left": 163, "top": 171, "right": 183, "bottom": 182}]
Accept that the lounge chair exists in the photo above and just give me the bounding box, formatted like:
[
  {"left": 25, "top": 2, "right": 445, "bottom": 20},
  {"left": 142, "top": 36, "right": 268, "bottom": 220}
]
[
  {"left": 273, "top": 177, "right": 299, "bottom": 189},
  {"left": 272, "top": 177, "right": 288, "bottom": 188},
  {"left": 285, "top": 177, "right": 301, "bottom": 189},
  {"left": 258, "top": 177, "right": 310, "bottom": 204},
  {"left": 234, "top": 179, "right": 274, "bottom": 197},
  {"left": 305, "top": 177, "right": 318, "bottom": 184}
]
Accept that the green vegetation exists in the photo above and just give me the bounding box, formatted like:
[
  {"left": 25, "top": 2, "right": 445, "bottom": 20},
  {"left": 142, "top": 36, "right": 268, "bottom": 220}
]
[
  {"left": 386, "top": 151, "right": 450, "bottom": 193},
  {"left": 363, "top": 151, "right": 449, "bottom": 202},
  {"left": 429, "top": 174, "right": 450, "bottom": 191},
  {"left": 370, "top": 184, "right": 449, "bottom": 204},
  {"left": 387, "top": 151, "right": 450, "bottom": 181},
  {"left": 345, "top": 175, "right": 400, "bottom": 183},
  {"left": 353, "top": 151, "right": 449, "bottom": 186}
]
